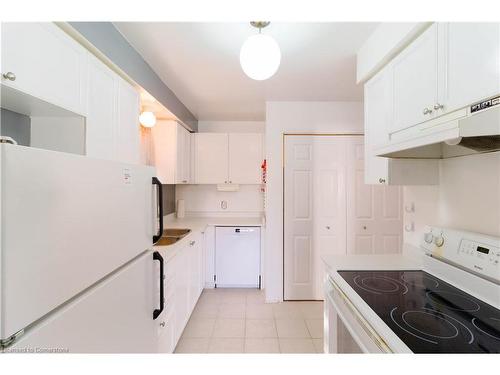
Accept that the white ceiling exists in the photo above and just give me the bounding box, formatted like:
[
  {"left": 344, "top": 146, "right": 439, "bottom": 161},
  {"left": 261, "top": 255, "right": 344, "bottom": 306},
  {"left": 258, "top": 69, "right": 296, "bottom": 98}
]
[{"left": 114, "top": 22, "right": 378, "bottom": 121}]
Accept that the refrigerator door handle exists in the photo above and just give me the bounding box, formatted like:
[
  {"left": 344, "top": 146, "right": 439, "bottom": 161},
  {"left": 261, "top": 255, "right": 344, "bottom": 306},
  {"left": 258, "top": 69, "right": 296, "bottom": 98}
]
[
  {"left": 152, "top": 177, "right": 163, "bottom": 244},
  {"left": 153, "top": 251, "right": 165, "bottom": 320}
]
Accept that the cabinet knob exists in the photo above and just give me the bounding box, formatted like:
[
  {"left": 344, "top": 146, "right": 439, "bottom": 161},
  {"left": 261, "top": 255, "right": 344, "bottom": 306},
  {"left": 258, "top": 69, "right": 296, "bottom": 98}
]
[
  {"left": 225, "top": 181, "right": 228, "bottom": 184},
  {"left": 189, "top": 241, "right": 196, "bottom": 246},
  {"left": 159, "top": 321, "right": 166, "bottom": 327},
  {"left": 423, "top": 107, "right": 433, "bottom": 115},
  {"left": 229, "top": 181, "right": 232, "bottom": 184},
  {"left": 2, "top": 72, "right": 16, "bottom": 81},
  {"left": 379, "top": 178, "right": 386, "bottom": 184},
  {"left": 433, "top": 103, "right": 444, "bottom": 111}
]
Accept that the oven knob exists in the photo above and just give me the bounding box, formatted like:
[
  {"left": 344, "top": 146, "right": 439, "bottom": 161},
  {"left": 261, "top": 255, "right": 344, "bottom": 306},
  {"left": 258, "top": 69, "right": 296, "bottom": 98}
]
[
  {"left": 424, "top": 232, "right": 434, "bottom": 244},
  {"left": 434, "top": 235, "right": 445, "bottom": 247}
]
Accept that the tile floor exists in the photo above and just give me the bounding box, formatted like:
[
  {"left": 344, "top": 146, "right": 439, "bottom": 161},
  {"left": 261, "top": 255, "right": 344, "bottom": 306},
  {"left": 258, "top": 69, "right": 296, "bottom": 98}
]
[{"left": 174, "top": 288, "right": 324, "bottom": 354}]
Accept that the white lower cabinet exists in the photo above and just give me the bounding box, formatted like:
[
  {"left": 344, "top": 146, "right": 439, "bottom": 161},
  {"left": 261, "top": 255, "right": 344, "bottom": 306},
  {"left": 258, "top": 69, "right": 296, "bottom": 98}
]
[{"left": 157, "top": 232, "right": 204, "bottom": 353}]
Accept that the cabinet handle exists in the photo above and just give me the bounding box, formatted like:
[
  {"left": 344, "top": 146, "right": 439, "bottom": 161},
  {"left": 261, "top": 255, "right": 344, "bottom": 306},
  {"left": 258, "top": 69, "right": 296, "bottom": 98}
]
[
  {"left": 189, "top": 241, "right": 196, "bottom": 246},
  {"left": 2, "top": 72, "right": 16, "bottom": 81},
  {"left": 182, "top": 180, "right": 187, "bottom": 183},
  {"left": 379, "top": 178, "right": 386, "bottom": 184},
  {"left": 433, "top": 103, "right": 444, "bottom": 111},
  {"left": 422, "top": 107, "right": 433, "bottom": 115}
]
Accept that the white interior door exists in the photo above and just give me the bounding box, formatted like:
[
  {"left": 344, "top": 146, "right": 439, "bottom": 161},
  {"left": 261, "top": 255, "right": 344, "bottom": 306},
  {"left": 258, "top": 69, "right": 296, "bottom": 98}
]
[
  {"left": 284, "top": 135, "right": 403, "bottom": 301},
  {"left": 345, "top": 137, "right": 403, "bottom": 254},
  {"left": 284, "top": 136, "right": 348, "bottom": 301}
]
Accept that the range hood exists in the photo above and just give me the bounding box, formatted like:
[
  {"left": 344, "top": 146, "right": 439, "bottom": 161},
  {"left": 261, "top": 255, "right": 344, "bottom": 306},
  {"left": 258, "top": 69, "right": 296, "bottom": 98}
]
[{"left": 376, "top": 97, "right": 500, "bottom": 159}]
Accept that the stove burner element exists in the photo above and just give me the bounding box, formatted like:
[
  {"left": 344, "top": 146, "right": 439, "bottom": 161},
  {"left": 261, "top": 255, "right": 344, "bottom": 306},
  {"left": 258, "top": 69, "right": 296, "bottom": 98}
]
[
  {"left": 426, "top": 291, "right": 481, "bottom": 312},
  {"left": 390, "top": 307, "right": 474, "bottom": 345},
  {"left": 401, "top": 273, "right": 439, "bottom": 289},
  {"left": 402, "top": 310, "right": 459, "bottom": 339},
  {"left": 353, "top": 275, "right": 408, "bottom": 295},
  {"left": 472, "top": 317, "right": 500, "bottom": 341}
]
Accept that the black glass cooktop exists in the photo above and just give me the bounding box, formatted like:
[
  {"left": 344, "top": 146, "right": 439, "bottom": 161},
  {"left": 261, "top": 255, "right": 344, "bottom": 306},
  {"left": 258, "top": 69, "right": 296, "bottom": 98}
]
[{"left": 338, "top": 270, "right": 500, "bottom": 353}]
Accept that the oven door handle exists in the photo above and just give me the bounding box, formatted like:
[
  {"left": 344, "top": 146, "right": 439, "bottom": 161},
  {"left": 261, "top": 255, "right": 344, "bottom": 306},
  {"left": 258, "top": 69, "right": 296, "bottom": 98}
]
[{"left": 328, "top": 277, "right": 393, "bottom": 353}]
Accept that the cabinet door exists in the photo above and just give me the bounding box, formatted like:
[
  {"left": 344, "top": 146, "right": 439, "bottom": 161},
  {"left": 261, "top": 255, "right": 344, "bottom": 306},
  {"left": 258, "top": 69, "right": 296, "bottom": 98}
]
[
  {"left": 86, "top": 54, "right": 116, "bottom": 160},
  {"left": 174, "top": 247, "right": 190, "bottom": 343},
  {"left": 1, "top": 23, "right": 87, "bottom": 115},
  {"left": 228, "top": 133, "right": 263, "bottom": 184},
  {"left": 115, "top": 78, "right": 140, "bottom": 164},
  {"left": 438, "top": 23, "right": 500, "bottom": 114},
  {"left": 176, "top": 125, "right": 191, "bottom": 184},
  {"left": 364, "top": 68, "right": 391, "bottom": 185},
  {"left": 392, "top": 23, "right": 438, "bottom": 133},
  {"left": 194, "top": 133, "right": 229, "bottom": 184}
]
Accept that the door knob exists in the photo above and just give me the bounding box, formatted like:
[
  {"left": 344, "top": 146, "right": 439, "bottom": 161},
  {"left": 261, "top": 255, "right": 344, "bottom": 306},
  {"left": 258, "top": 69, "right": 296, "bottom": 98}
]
[{"left": 2, "top": 72, "right": 16, "bottom": 81}]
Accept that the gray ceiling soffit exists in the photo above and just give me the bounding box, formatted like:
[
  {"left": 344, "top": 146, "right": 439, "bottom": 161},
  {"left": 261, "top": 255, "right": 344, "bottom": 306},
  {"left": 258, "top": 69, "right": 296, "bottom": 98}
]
[{"left": 68, "top": 22, "right": 198, "bottom": 131}]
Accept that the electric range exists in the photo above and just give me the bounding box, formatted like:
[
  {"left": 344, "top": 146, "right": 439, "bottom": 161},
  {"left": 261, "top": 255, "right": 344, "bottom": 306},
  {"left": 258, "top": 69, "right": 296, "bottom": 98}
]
[
  {"left": 338, "top": 270, "right": 500, "bottom": 353},
  {"left": 325, "top": 226, "right": 500, "bottom": 353}
]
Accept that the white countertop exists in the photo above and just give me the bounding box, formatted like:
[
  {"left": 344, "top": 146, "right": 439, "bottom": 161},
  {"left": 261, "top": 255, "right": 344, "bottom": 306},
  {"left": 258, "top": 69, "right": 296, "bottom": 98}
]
[{"left": 152, "top": 215, "right": 264, "bottom": 261}]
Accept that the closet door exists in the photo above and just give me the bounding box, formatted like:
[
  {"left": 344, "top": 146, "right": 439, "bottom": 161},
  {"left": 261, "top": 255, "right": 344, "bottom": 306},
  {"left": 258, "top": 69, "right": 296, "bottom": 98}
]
[
  {"left": 345, "top": 137, "right": 403, "bottom": 255},
  {"left": 283, "top": 136, "right": 347, "bottom": 301}
]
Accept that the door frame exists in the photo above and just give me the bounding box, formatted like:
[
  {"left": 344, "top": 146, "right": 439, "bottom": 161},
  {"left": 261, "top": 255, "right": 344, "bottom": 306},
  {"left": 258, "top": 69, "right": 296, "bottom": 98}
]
[{"left": 282, "top": 133, "right": 364, "bottom": 301}]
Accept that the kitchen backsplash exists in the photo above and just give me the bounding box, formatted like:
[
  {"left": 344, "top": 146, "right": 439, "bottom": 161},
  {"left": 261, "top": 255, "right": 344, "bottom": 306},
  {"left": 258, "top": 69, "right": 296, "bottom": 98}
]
[
  {"left": 175, "top": 184, "right": 264, "bottom": 217},
  {"left": 162, "top": 184, "right": 176, "bottom": 215}
]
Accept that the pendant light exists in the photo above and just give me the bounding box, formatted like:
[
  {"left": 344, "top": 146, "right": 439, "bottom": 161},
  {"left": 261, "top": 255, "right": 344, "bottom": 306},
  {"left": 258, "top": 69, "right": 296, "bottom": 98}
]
[{"left": 240, "top": 22, "right": 281, "bottom": 81}]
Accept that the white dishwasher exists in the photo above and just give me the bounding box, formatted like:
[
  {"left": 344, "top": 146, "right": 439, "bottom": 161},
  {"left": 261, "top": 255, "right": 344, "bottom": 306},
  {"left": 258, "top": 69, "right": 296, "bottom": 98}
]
[{"left": 215, "top": 226, "right": 261, "bottom": 288}]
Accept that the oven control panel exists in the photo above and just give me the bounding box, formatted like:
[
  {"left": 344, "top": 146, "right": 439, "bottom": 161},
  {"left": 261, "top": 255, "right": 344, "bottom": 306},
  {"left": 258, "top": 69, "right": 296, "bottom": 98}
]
[{"left": 421, "top": 226, "right": 500, "bottom": 282}]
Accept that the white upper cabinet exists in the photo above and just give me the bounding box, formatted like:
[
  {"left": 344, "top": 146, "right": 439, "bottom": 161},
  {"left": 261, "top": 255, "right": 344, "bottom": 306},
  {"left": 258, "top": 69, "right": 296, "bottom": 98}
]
[
  {"left": 392, "top": 23, "right": 439, "bottom": 133},
  {"left": 1, "top": 23, "right": 87, "bottom": 115},
  {"left": 152, "top": 121, "right": 192, "bottom": 184},
  {"left": 178, "top": 125, "right": 192, "bottom": 183},
  {"left": 85, "top": 54, "right": 140, "bottom": 164},
  {"left": 364, "top": 68, "right": 439, "bottom": 185},
  {"left": 228, "top": 133, "right": 263, "bottom": 184},
  {"left": 194, "top": 133, "right": 264, "bottom": 184},
  {"left": 364, "top": 69, "right": 391, "bottom": 184},
  {"left": 438, "top": 23, "right": 500, "bottom": 114},
  {"left": 364, "top": 22, "right": 500, "bottom": 157},
  {"left": 115, "top": 78, "right": 140, "bottom": 165},
  {"left": 86, "top": 54, "right": 117, "bottom": 161},
  {"left": 194, "top": 133, "right": 229, "bottom": 184}
]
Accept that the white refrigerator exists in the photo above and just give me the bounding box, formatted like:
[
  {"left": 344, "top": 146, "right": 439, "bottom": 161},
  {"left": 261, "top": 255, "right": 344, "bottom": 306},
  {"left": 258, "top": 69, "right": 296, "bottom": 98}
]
[{"left": 0, "top": 144, "right": 165, "bottom": 353}]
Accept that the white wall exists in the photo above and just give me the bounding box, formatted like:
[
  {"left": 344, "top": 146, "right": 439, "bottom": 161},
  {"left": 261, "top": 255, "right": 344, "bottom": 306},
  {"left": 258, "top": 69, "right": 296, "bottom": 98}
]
[
  {"left": 265, "top": 101, "right": 364, "bottom": 302},
  {"left": 198, "top": 121, "right": 265, "bottom": 133},
  {"left": 30, "top": 116, "right": 85, "bottom": 155},
  {"left": 404, "top": 151, "right": 500, "bottom": 248}
]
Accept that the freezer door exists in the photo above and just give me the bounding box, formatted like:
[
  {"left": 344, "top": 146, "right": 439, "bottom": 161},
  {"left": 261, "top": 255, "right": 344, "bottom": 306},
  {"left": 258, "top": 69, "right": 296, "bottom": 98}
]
[
  {"left": 5, "top": 251, "right": 158, "bottom": 353},
  {"left": 0, "top": 144, "right": 156, "bottom": 340},
  {"left": 215, "top": 226, "right": 261, "bottom": 288}
]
